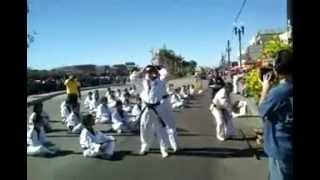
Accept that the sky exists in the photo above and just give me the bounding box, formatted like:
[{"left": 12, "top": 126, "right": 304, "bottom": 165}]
[{"left": 27, "top": 0, "right": 287, "bottom": 70}]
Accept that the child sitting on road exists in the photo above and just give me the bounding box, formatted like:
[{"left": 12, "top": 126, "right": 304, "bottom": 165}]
[
  {"left": 84, "top": 91, "right": 93, "bottom": 109},
  {"left": 111, "top": 101, "right": 131, "bottom": 134},
  {"left": 108, "top": 93, "right": 117, "bottom": 108},
  {"left": 27, "top": 115, "right": 58, "bottom": 156},
  {"left": 66, "top": 103, "right": 83, "bottom": 134},
  {"left": 122, "top": 98, "right": 132, "bottom": 113},
  {"left": 94, "top": 90, "right": 100, "bottom": 100},
  {"left": 130, "top": 96, "right": 142, "bottom": 122},
  {"left": 89, "top": 91, "right": 99, "bottom": 113},
  {"left": 28, "top": 102, "right": 52, "bottom": 132},
  {"left": 129, "top": 87, "right": 136, "bottom": 97},
  {"left": 105, "top": 88, "right": 112, "bottom": 98},
  {"left": 60, "top": 100, "right": 71, "bottom": 124},
  {"left": 115, "top": 89, "right": 122, "bottom": 100},
  {"left": 167, "top": 83, "right": 174, "bottom": 95},
  {"left": 189, "top": 84, "right": 195, "bottom": 96},
  {"left": 80, "top": 114, "right": 115, "bottom": 159},
  {"left": 95, "top": 97, "right": 112, "bottom": 124},
  {"left": 171, "top": 88, "right": 185, "bottom": 110},
  {"left": 180, "top": 85, "right": 190, "bottom": 99}
]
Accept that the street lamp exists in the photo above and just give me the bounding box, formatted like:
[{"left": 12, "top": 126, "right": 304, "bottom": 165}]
[{"left": 234, "top": 25, "right": 245, "bottom": 66}]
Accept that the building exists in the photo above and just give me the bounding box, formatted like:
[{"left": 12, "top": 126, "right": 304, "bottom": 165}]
[{"left": 243, "top": 28, "right": 287, "bottom": 64}]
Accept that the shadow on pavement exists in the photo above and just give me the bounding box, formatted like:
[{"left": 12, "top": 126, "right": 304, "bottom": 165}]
[
  {"left": 47, "top": 134, "right": 79, "bottom": 138},
  {"left": 100, "top": 130, "right": 140, "bottom": 136},
  {"left": 47, "top": 128, "right": 68, "bottom": 133},
  {"left": 49, "top": 120, "right": 63, "bottom": 123},
  {"left": 109, "top": 151, "right": 133, "bottom": 161},
  {"left": 177, "top": 133, "right": 215, "bottom": 136},
  {"left": 172, "top": 147, "right": 254, "bottom": 158},
  {"left": 227, "top": 136, "right": 257, "bottom": 141},
  {"left": 176, "top": 128, "right": 189, "bottom": 132},
  {"left": 41, "top": 150, "right": 76, "bottom": 159}
]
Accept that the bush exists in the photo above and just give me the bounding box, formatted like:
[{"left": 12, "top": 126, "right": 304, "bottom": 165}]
[{"left": 244, "top": 69, "right": 262, "bottom": 102}]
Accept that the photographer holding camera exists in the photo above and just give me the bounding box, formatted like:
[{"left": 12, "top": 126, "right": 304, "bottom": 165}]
[{"left": 259, "top": 50, "right": 293, "bottom": 180}]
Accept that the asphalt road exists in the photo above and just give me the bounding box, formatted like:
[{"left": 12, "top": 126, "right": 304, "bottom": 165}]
[{"left": 27, "top": 83, "right": 267, "bottom": 180}]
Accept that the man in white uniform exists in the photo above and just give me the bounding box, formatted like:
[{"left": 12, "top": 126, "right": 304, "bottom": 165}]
[
  {"left": 130, "top": 65, "right": 170, "bottom": 158},
  {"left": 157, "top": 66, "right": 179, "bottom": 152},
  {"left": 210, "top": 82, "right": 236, "bottom": 141}
]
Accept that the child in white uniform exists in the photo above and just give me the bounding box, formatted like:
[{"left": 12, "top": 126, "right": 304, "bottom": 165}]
[
  {"left": 84, "top": 91, "right": 93, "bottom": 109},
  {"left": 27, "top": 116, "right": 58, "bottom": 156},
  {"left": 89, "top": 92, "right": 99, "bottom": 113},
  {"left": 189, "top": 84, "right": 195, "bottom": 96},
  {"left": 28, "top": 102, "right": 52, "bottom": 132},
  {"left": 171, "top": 88, "right": 184, "bottom": 109},
  {"left": 129, "top": 87, "right": 136, "bottom": 97},
  {"left": 130, "top": 96, "right": 142, "bottom": 122},
  {"left": 95, "top": 97, "right": 112, "bottom": 124},
  {"left": 122, "top": 99, "right": 132, "bottom": 113},
  {"left": 111, "top": 101, "right": 131, "bottom": 134},
  {"left": 108, "top": 94, "right": 117, "bottom": 108},
  {"left": 80, "top": 114, "right": 115, "bottom": 159},
  {"left": 66, "top": 103, "right": 83, "bottom": 134},
  {"left": 60, "top": 100, "right": 71, "bottom": 124},
  {"left": 115, "top": 89, "right": 121, "bottom": 100}
]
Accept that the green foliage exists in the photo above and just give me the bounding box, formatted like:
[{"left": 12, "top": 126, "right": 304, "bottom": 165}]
[
  {"left": 261, "top": 36, "right": 291, "bottom": 58},
  {"left": 244, "top": 35, "right": 292, "bottom": 102},
  {"left": 158, "top": 47, "right": 197, "bottom": 77},
  {"left": 244, "top": 69, "right": 262, "bottom": 101}
]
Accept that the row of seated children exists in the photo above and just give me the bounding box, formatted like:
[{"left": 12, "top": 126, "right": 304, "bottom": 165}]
[
  {"left": 167, "top": 84, "right": 196, "bottom": 110},
  {"left": 27, "top": 103, "right": 116, "bottom": 159},
  {"left": 62, "top": 91, "right": 142, "bottom": 134}
]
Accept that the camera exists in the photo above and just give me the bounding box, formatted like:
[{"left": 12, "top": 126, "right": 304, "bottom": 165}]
[{"left": 259, "top": 67, "right": 276, "bottom": 81}]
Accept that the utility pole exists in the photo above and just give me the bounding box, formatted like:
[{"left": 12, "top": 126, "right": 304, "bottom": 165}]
[
  {"left": 234, "top": 25, "right": 245, "bottom": 67},
  {"left": 226, "top": 40, "right": 231, "bottom": 66}
]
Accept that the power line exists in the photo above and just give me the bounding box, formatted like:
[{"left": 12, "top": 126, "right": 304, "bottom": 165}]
[{"left": 234, "top": 0, "right": 248, "bottom": 23}]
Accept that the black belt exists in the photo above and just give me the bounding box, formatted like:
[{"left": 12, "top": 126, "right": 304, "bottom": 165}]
[
  {"left": 162, "top": 94, "right": 170, "bottom": 99},
  {"left": 137, "top": 101, "right": 166, "bottom": 127}
]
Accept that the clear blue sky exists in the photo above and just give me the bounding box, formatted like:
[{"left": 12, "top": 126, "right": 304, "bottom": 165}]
[{"left": 27, "top": 0, "right": 287, "bottom": 70}]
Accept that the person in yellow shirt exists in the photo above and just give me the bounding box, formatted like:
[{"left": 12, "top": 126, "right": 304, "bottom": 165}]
[{"left": 64, "top": 75, "right": 81, "bottom": 106}]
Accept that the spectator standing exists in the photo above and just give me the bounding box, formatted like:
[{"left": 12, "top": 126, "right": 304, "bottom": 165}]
[
  {"left": 64, "top": 74, "right": 81, "bottom": 106},
  {"left": 259, "top": 50, "right": 293, "bottom": 180}
]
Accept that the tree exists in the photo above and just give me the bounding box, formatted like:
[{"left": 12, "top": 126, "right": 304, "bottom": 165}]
[{"left": 260, "top": 36, "right": 291, "bottom": 58}]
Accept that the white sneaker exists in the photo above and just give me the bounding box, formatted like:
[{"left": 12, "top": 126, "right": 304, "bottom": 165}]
[
  {"left": 172, "top": 147, "right": 178, "bottom": 153},
  {"left": 139, "top": 150, "right": 147, "bottom": 156},
  {"left": 217, "top": 136, "right": 225, "bottom": 141},
  {"left": 161, "top": 151, "right": 169, "bottom": 158}
]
